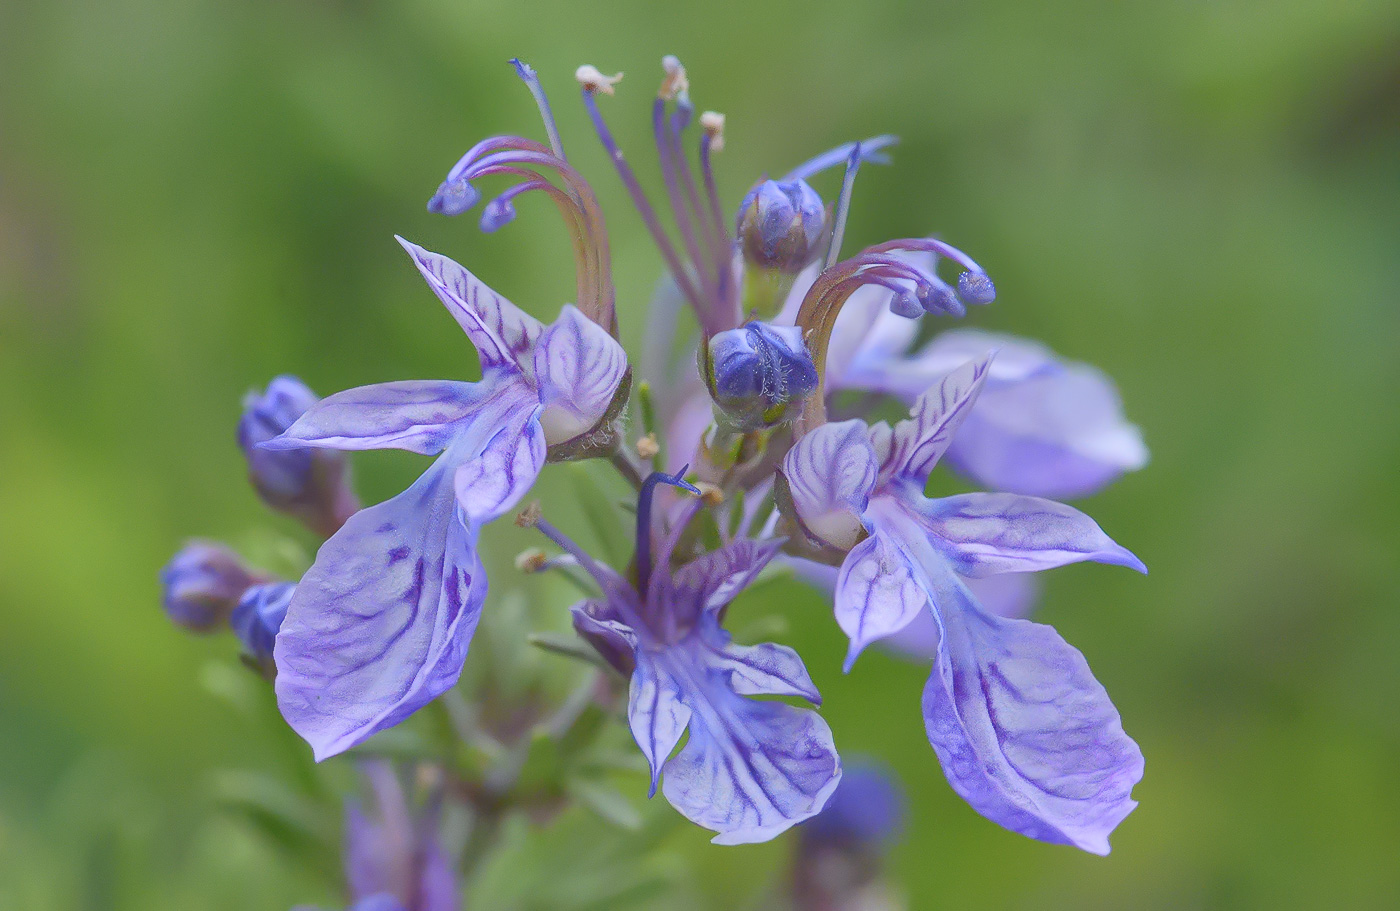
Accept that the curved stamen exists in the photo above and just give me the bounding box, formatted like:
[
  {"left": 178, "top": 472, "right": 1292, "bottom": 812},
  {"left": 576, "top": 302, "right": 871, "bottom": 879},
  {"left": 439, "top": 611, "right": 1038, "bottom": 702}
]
[
  {"left": 510, "top": 58, "right": 566, "bottom": 160},
  {"left": 655, "top": 96, "right": 717, "bottom": 309},
  {"left": 782, "top": 134, "right": 899, "bottom": 182},
  {"left": 635, "top": 465, "right": 701, "bottom": 595},
  {"left": 479, "top": 179, "right": 550, "bottom": 233}
]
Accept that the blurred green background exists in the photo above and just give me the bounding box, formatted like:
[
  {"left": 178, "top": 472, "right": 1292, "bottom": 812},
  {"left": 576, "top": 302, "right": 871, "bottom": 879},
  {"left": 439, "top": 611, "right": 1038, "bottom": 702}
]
[{"left": 3, "top": 0, "right": 1399, "bottom": 907}]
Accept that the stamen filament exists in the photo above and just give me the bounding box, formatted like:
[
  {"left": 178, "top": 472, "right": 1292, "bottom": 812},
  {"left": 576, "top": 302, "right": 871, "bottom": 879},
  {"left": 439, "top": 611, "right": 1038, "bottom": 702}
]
[
  {"left": 510, "top": 58, "right": 566, "bottom": 160},
  {"left": 654, "top": 97, "right": 718, "bottom": 311},
  {"left": 635, "top": 466, "right": 700, "bottom": 595},
  {"left": 782, "top": 134, "right": 899, "bottom": 182},
  {"left": 823, "top": 144, "right": 863, "bottom": 270}
]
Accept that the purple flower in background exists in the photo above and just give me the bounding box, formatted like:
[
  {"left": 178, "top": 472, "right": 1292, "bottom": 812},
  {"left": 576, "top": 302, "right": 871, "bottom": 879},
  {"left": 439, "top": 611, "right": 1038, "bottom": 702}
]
[
  {"left": 781, "top": 356, "right": 1146, "bottom": 854},
  {"left": 781, "top": 254, "right": 1147, "bottom": 499},
  {"left": 159, "top": 541, "right": 257, "bottom": 632},
  {"left": 239, "top": 376, "right": 361, "bottom": 536},
  {"left": 527, "top": 471, "right": 842, "bottom": 844},
  {"left": 294, "top": 762, "right": 457, "bottom": 911},
  {"left": 261, "top": 239, "right": 628, "bottom": 761},
  {"left": 800, "top": 761, "right": 904, "bottom": 848}
]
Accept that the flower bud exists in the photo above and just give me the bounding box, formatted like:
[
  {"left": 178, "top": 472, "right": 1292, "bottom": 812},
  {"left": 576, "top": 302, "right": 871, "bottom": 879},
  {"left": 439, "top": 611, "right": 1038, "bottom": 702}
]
[
  {"left": 707, "top": 321, "right": 819, "bottom": 431},
  {"left": 238, "top": 376, "right": 359, "bottom": 536},
  {"left": 736, "top": 179, "right": 826, "bottom": 273},
  {"left": 230, "top": 581, "right": 294, "bottom": 675},
  {"left": 160, "top": 541, "right": 255, "bottom": 632}
]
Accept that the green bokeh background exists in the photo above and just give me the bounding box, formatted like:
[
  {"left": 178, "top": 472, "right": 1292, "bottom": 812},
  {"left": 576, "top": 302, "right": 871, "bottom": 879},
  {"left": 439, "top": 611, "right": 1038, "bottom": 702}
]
[{"left": 3, "top": 0, "right": 1398, "bottom": 907}]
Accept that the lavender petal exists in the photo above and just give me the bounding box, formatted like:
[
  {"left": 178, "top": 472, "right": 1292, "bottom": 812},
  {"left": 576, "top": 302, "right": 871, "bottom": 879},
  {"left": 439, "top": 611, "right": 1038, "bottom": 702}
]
[
  {"left": 261, "top": 380, "right": 488, "bottom": 455},
  {"left": 396, "top": 237, "right": 544, "bottom": 375},
  {"left": 781, "top": 419, "right": 878, "bottom": 551},
  {"left": 833, "top": 530, "right": 928, "bottom": 670},
  {"left": 274, "top": 449, "right": 487, "bottom": 761},
  {"left": 532, "top": 304, "right": 628, "bottom": 446},
  {"left": 922, "top": 567, "right": 1143, "bottom": 854},
  {"left": 879, "top": 355, "right": 994, "bottom": 484},
  {"left": 452, "top": 402, "right": 546, "bottom": 525},
  {"left": 918, "top": 492, "right": 1147, "bottom": 576},
  {"left": 627, "top": 656, "right": 693, "bottom": 796}
]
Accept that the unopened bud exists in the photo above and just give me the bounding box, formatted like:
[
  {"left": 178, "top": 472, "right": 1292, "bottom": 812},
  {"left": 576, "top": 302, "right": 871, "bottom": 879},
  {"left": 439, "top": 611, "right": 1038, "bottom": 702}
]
[
  {"left": 160, "top": 541, "right": 255, "bottom": 632},
  {"left": 230, "top": 581, "right": 294, "bottom": 676},
  {"left": 736, "top": 179, "right": 826, "bottom": 274},
  {"left": 238, "top": 376, "right": 359, "bottom": 537},
  {"left": 707, "top": 321, "right": 819, "bottom": 431}
]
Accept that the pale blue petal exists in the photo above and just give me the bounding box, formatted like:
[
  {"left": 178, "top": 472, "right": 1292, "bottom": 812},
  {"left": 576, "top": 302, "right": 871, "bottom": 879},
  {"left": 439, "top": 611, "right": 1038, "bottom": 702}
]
[
  {"left": 781, "top": 420, "right": 878, "bottom": 551},
  {"left": 922, "top": 563, "right": 1143, "bottom": 855},
  {"left": 396, "top": 237, "right": 544, "bottom": 375},
  {"left": 655, "top": 645, "right": 841, "bottom": 845},
  {"left": 274, "top": 449, "right": 487, "bottom": 761},
  {"left": 882, "top": 573, "right": 1042, "bottom": 660},
  {"left": 879, "top": 354, "right": 994, "bottom": 484},
  {"left": 833, "top": 529, "right": 928, "bottom": 671},
  {"left": 697, "top": 615, "right": 822, "bottom": 703},
  {"left": 452, "top": 401, "right": 545, "bottom": 525},
  {"left": 627, "top": 657, "right": 692, "bottom": 796},
  {"left": 661, "top": 538, "right": 785, "bottom": 621},
  {"left": 532, "top": 304, "right": 628, "bottom": 446},
  {"left": 917, "top": 493, "right": 1147, "bottom": 576},
  {"left": 262, "top": 381, "right": 486, "bottom": 455}
]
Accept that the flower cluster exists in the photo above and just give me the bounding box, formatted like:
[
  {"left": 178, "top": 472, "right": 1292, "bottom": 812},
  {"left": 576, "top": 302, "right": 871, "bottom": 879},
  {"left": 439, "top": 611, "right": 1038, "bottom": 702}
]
[{"left": 163, "top": 55, "right": 1149, "bottom": 859}]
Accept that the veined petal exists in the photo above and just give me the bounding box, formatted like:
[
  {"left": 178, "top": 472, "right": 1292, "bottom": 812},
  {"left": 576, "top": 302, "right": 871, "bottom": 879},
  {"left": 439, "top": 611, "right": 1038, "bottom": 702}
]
[
  {"left": 628, "top": 655, "right": 693, "bottom": 796},
  {"left": 922, "top": 564, "right": 1143, "bottom": 854},
  {"left": 262, "top": 381, "right": 485, "bottom": 455},
  {"left": 782, "top": 420, "right": 878, "bottom": 551},
  {"left": 662, "top": 538, "right": 785, "bottom": 621},
  {"left": 880, "top": 355, "right": 994, "bottom": 485},
  {"left": 834, "top": 529, "right": 929, "bottom": 671},
  {"left": 698, "top": 615, "right": 822, "bottom": 704},
  {"left": 396, "top": 237, "right": 544, "bottom": 376},
  {"left": 917, "top": 493, "right": 1147, "bottom": 576},
  {"left": 655, "top": 644, "right": 841, "bottom": 845},
  {"left": 274, "top": 448, "right": 486, "bottom": 761},
  {"left": 452, "top": 404, "right": 545, "bottom": 525},
  {"left": 532, "top": 304, "right": 628, "bottom": 446}
]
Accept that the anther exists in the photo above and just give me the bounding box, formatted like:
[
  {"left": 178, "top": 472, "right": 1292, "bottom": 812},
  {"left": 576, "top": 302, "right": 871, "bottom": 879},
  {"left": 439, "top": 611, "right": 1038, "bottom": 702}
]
[{"left": 576, "top": 65, "right": 623, "bottom": 95}]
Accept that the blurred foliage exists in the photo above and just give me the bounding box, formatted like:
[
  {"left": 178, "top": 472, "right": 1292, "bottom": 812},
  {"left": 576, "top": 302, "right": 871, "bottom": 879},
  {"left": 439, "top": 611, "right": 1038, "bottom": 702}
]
[{"left": 2, "top": 0, "right": 1399, "bottom": 908}]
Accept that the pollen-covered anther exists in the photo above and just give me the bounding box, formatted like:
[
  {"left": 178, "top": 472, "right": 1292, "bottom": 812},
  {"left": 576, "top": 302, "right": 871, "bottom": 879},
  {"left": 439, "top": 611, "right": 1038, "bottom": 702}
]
[
  {"left": 700, "top": 111, "right": 726, "bottom": 152},
  {"left": 695, "top": 482, "right": 725, "bottom": 507},
  {"left": 576, "top": 65, "right": 623, "bottom": 95},
  {"left": 514, "top": 547, "right": 550, "bottom": 573},
  {"left": 659, "top": 55, "right": 689, "bottom": 100},
  {"left": 636, "top": 433, "right": 660, "bottom": 459},
  {"left": 515, "top": 501, "right": 543, "bottom": 528}
]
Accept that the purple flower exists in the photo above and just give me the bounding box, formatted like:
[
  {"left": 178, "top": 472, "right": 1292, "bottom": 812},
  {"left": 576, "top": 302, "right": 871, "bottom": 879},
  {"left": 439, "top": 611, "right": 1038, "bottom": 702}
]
[
  {"left": 787, "top": 255, "right": 1147, "bottom": 499},
  {"left": 799, "top": 761, "right": 904, "bottom": 848},
  {"left": 159, "top": 541, "right": 257, "bottom": 632},
  {"left": 238, "top": 376, "right": 361, "bottom": 536},
  {"left": 781, "top": 355, "right": 1146, "bottom": 854},
  {"left": 528, "top": 472, "right": 842, "bottom": 844},
  {"left": 261, "top": 239, "right": 627, "bottom": 761}
]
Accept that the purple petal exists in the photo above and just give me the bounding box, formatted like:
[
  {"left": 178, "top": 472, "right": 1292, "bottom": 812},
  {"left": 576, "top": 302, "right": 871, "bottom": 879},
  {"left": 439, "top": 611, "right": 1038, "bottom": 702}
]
[
  {"left": 274, "top": 450, "right": 487, "bottom": 761},
  {"left": 627, "top": 656, "right": 693, "bottom": 796},
  {"left": 945, "top": 362, "right": 1148, "bottom": 499},
  {"left": 452, "top": 401, "right": 545, "bottom": 525},
  {"left": 923, "top": 568, "right": 1143, "bottom": 854},
  {"left": 881, "top": 573, "right": 1043, "bottom": 660},
  {"left": 261, "top": 381, "right": 488, "bottom": 455},
  {"left": 348, "top": 897, "right": 408, "bottom": 911},
  {"left": 396, "top": 237, "right": 544, "bottom": 375},
  {"left": 532, "top": 304, "right": 628, "bottom": 446},
  {"left": 834, "top": 530, "right": 928, "bottom": 671},
  {"left": 781, "top": 420, "right": 878, "bottom": 551},
  {"left": 698, "top": 616, "right": 822, "bottom": 704},
  {"left": 662, "top": 537, "right": 785, "bottom": 620},
  {"left": 879, "top": 355, "right": 994, "bottom": 484},
  {"left": 653, "top": 643, "right": 841, "bottom": 845},
  {"left": 918, "top": 493, "right": 1147, "bottom": 576}
]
